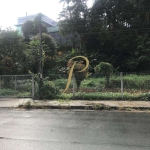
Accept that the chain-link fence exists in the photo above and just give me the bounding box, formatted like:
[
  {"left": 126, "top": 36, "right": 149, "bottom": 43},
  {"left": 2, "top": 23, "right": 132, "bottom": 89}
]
[
  {"left": 1, "top": 73, "right": 149, "bottom": 99},
  {"left": 0, "top": 75, "right": 34, "bottom": 98},
  {"left": 49, "top": 72, "right": 150, "bottom": 100}
]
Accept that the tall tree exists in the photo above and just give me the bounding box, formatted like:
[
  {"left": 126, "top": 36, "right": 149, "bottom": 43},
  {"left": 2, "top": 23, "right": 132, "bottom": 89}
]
[
  {"left": 22, "top": 16, "right": 47, "bottom": 42},
  {"left": 0, "top": 28, "right": 29, "bottom": 74},
  {"left": 129, "top": 0, "right": 150, "bottom": 30},
  {"left": 58, "top": 0, "right": 89, "bottom": 51},
  {"left": 28, "top": 33, "right": 57, "bottom": 75},
  {"left": 58, "top": 0, "right": 150, "bottom": 72},
  {"left": 87, "top": 0, "right": 150, "bottom": 71}
]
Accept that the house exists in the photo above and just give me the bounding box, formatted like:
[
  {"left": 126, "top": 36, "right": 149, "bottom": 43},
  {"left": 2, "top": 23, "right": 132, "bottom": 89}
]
[{"left": 15, "top": 13, "right": 69, "bottom": 46}]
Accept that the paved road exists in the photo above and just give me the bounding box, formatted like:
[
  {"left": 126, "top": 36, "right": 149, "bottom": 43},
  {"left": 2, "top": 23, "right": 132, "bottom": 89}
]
[{"left": 0, "top": 109, "right": 150, "bottom": 150}]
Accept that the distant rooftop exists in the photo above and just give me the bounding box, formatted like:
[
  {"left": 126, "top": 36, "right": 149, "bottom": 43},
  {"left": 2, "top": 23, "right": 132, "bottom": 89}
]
[
  {"left": 47, "top": 26, "right": 59, "bottom": 33},
  {"left": 16, "top": 13, "right": 57, "bottom": 27}
]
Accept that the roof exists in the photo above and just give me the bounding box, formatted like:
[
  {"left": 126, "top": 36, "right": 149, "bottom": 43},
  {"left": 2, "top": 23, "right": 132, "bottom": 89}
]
[
  {"left": 47, "top": 26, "right": 59, "bottom": 33},
  {"left": 16, "top": 13, "right": 57, "bottom": 27}
]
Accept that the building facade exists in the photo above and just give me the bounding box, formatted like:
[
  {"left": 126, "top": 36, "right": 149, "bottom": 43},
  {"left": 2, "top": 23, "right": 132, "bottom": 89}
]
[{"left": 15, "top": 13, "right": 70, "bottom": 46}]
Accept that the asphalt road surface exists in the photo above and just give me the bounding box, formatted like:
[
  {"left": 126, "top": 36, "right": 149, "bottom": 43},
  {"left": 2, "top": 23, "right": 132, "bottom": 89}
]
[{"left": 0, "top": 109, "right": 150, "bottom": 150}]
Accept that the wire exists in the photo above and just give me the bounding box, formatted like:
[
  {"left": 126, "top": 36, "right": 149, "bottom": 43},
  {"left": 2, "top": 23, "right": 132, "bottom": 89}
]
[{"left": 79, "top": 28, "right": 150, "bottom": 35}]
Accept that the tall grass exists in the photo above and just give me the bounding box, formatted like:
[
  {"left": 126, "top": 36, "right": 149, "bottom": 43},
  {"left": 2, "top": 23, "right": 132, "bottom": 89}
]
[
  {"left": 56, "top": 92, "right": 147, "bottom": 101},
  {"left": 123, "top": 74, "right": 150, "bottom": 89},
  {"left": 54, "top": 74, "right": 150, "bottom": 90},
  {"left": 0, "top": 88, "right": 31, "bottom": 97}
]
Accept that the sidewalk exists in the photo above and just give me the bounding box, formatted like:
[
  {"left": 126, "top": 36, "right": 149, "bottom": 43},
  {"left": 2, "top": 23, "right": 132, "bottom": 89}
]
[{"left": 0, "top": 98, "right": 150, "bottom": 111}]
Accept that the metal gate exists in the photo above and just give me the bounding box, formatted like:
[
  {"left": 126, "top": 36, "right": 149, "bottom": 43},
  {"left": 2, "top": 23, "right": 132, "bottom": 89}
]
[{"left": 0, "top": 75, "right": 34, "bottom": 98}]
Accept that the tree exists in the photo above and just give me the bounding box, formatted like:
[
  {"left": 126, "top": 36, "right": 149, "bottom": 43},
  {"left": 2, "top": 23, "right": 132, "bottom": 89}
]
[
  {"left": 94, "top": 62, "right": 113, "bottom": 87},
  {"left": 0, "top": 28, "right": 29, "bottom": 75},
  {"left": 22, "top": 18, "right": 47, "bottom": 42},
  {"left": 58, "top": 0, "right": 89, "bottom": 51},
  {"left": 135, "top": 34, "right": 150, "bottom": 71},
  {"left": 58, "top": 0, "right": 150, "bottom": 72},
  {"left": 87, "top": 0, "right": 150, "bottom": 72},
  {"left": 28, "top": 33, "right": 57, "bottom": 76},
  {"left": 128, "top": 0, "right": 150, "bottom": 30},
  {"left": 0, "top": 57, "right": 14, "bottom": 75}
]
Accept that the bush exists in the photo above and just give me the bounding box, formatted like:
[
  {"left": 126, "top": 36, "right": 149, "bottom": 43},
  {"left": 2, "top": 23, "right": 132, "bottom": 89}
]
[
  {"left": 54, "top": 78, "right": 68, "bottom": 89},
  {"left": 94, "top": 62, "right": 113, "bottom": 87},
  {"left": 141, "top": 92, "right": 150, "bottom": 101},
  {"left": 38, "top": 80, "right": 60, "bottom": 99},
  {"left": 0, "top": 88, "right": 31, "bottom": 97},
  {"left": 0, "top": 88, "right": 18, "bottom": 96}
]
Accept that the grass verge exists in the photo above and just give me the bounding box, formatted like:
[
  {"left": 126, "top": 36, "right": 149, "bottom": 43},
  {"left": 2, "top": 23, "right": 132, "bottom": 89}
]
[{"left": 56, "top": 92, "right": 149, "bottom": 101}]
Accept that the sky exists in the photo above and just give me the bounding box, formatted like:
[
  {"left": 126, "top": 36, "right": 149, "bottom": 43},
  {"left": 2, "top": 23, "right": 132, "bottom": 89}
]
[{"left": 0, "top": 0, "right": 93, "bottom": 29}]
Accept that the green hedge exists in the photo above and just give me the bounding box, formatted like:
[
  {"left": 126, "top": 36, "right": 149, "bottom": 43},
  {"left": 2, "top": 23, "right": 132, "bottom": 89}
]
[{"left": 56, "top": 92, "right": 149, "bottom": 101}]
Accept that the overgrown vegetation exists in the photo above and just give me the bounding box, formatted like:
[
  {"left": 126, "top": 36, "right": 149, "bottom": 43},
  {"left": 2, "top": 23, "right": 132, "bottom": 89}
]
[
  {"left": 54, "top": 74, "right": 150, "bottom": 91},
  {"left": 1, "top": 0, "right": 150, "bottom": 100},
  {"left": 94, "top": 62, "right": 113, "bottom": 87},
  {"left": 56, "top": 92, "right": 148, "bottom": 101},
  {"left": 1, "top": 74, "right": 150, "bottom": 100},
  {"left": 18, "top": 100, "right": 32, "bottom": 109},
  {"left": 52, "top": 74, "right": 150, "bottom": 100},
  {"left": 58, "top": 0, "right": 150, "bottom": 72},
  {"left": 34, "top": 78, "right": 60, "bottom": 100},
  {"left": 0, "top": 88, "right": 31, "bottom": 97}
]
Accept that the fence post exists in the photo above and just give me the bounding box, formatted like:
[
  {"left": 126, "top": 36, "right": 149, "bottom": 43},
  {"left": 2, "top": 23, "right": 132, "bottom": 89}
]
[
  {"left": 120, "top": 72, "right": 124, "bottom": 100},
  {"left": 0, "top": 75, "right": 1, "bottom": 89},
  {"left": 72, "top": 73, "right": 75, "bottom": 98},
  {"left": 15, "top": 75, "right": 17, "bottom": 91},
  {"left": 32, "top": 75, "right": 35, "bottom": 99}
]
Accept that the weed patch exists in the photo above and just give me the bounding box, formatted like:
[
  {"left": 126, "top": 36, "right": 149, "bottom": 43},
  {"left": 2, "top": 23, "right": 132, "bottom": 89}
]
[
  {"left": 18, "top": 101, "right": 32, "bottom": 109},
  {"left": 57, "top": 92, "right": 147, "bottom": 101}
]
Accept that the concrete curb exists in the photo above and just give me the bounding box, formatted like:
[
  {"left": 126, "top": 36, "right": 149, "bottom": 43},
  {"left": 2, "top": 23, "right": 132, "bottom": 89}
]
[
  {"left": 0, "top": 99, "right": 150, "bottom": 111},
  {"left": 17, "top": 103, "right": 150, "bottom": 111}
]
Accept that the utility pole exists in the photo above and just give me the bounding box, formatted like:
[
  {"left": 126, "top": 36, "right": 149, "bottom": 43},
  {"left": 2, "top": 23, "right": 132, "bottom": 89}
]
[
  {"left": 38, "top": 13, "right": 43, "bottom": 100},
  {"left": 39, "top": 13, "right": 43, "bottom": 79}
]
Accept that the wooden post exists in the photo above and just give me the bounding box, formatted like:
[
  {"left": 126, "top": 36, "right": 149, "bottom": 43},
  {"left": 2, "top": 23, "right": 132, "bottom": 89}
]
[
  {"left": 72, "top": 73, "right": 75, "bottom": 98},
  {"left": 120, "top": 72, "right": 123, "bottom": 100},
  {"left": 0, "top": 75, "right": 1, "bottom": 89},
  {"left": 15, "top": 75, "right": 17, "bottom": 91},
  {"left": 32, "top": 75, "right": 35, "bottom": 99}
]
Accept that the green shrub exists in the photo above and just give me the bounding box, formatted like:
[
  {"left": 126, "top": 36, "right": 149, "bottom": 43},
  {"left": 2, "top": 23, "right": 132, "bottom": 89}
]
[
  {"left": 0, "top": 88, "right": 32, "bottom": 97},
  {"left": 38, "top": 80, "right": 60, "bottom": 99},
  {"left": 141, "top": 92, "right": 150, "bottom": 101},
  {"left": 81, "top": 78, "right": 105, "bottom": 89},
  {"left": 16, "top": 92, "right": 31, "bottom": 98},
  {"left": 0, "top": 88, "right": 18, "bottom": 96},
  {"left": 54, "top": 79, "right": 68, "bottom": 89},
  {"left": 94, "top": 62, "right": 113, "bottom": 87},
  {"left": 84, "top": 80, "right": 95, "bottom": 87},
  {"left": 56, "top": 93, "right": 72, "bottom": 99},
  {"left": 57, "top": 92, "right": 147, "bottom": 101}
]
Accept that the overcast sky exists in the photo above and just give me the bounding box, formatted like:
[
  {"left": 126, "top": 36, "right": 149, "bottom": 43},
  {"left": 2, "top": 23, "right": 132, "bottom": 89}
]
[{"left": 0, "top": 0, "right": 93, "bottom": 29}]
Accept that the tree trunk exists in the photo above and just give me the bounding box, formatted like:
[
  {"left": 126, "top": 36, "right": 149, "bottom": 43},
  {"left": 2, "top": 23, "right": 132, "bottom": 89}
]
[{"left": 105, "top": 75, "right": 110, "bottom": 88}]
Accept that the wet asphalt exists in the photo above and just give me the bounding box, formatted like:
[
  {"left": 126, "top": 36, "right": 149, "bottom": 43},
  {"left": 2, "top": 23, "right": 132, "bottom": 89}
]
[{"left": 0, "top": 109, "right": 150, "bottom": 150}]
